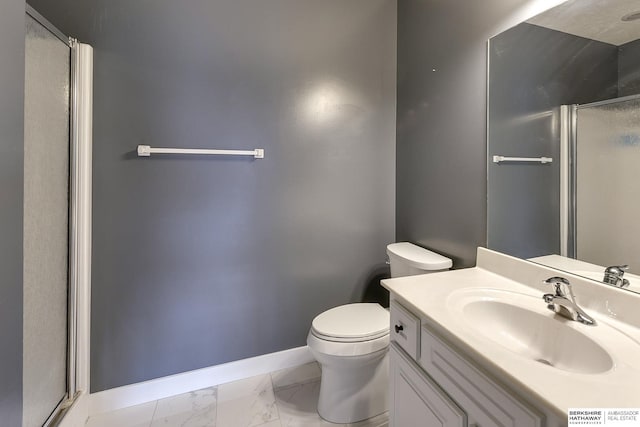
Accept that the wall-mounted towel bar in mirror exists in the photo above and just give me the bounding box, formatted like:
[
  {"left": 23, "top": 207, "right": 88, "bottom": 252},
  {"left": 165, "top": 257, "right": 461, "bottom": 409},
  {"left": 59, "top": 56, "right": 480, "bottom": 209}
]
[
  {"left": 137, "top": 145, "right": 265, "bottom": 159},
  {"left": 492, "top": 155, "right": 552, "bottom": 164}
]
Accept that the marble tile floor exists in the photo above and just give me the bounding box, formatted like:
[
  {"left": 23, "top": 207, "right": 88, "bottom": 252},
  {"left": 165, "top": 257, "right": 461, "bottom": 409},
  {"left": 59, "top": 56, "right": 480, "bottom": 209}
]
[{"left": 85, "top": 362, "right": 389, "bottom": 427}]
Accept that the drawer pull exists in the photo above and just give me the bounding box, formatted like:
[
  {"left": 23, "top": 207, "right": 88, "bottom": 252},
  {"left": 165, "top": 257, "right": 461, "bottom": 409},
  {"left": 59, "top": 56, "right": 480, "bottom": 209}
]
[{"left": 394, "top": 324, "right": 404, "bottom": 333}]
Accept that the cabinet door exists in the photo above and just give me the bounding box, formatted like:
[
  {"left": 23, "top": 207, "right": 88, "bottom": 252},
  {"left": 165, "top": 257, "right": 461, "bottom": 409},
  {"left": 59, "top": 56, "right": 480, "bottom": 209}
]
[
  {"left": 420, "top": 326, "right": 544, "bottom": 427},
  {"left": 390, "top": 343, "right": 466, "bottom": 427}
]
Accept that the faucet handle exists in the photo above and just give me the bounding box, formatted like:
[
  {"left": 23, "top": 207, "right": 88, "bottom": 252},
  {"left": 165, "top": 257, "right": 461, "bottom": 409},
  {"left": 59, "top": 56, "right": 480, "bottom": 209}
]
[
  {"left": 604, "top": 265, "right": 630, "bottom": 287},
  {"left": 605, "top": 265, "right": 629, "bottom": 275},
  {"left": 543, "top": 276, "right": 570, "bottom": 296}
]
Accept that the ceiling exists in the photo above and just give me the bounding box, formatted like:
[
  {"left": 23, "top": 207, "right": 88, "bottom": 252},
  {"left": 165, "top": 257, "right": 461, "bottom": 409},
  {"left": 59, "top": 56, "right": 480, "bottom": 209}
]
[{"left": 527, "top": 0, "right": 640, "bottom": 46}]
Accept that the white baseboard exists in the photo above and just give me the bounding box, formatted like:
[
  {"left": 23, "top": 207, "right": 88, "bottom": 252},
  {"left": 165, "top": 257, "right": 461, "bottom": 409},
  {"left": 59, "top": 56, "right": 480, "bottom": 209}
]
[{"left": 88, "top": 346, "right": 314, "bottom": 415}]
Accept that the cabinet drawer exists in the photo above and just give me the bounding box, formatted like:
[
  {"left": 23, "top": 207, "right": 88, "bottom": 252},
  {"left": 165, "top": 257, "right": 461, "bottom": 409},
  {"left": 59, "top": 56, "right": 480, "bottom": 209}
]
[
  {"left": 420, "top": 326, "right": 544, "bottom": 427},
  {"left": 390, "top": 343, "right": 466, "bottom": 427},
  {"left": 390, "top": 300, "right": 420, "bottom": 360}
]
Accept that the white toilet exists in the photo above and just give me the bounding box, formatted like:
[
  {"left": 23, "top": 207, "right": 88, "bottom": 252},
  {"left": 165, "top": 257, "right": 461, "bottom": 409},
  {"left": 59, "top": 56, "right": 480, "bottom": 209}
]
[{"left": 307, "top": 242, "right": 452, "bottom": 424}]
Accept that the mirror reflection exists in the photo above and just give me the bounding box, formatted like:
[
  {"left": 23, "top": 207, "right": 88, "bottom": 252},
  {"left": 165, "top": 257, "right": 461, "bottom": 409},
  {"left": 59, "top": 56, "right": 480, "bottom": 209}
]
[{"left": 487, "top": 0, "right": 640, "bottom": 293}]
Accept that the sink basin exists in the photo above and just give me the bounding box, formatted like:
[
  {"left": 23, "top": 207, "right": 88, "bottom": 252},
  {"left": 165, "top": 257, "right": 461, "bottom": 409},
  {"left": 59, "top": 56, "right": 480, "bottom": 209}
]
[{"left": 450, "top": 289, "right": 614, "bottom": 374}]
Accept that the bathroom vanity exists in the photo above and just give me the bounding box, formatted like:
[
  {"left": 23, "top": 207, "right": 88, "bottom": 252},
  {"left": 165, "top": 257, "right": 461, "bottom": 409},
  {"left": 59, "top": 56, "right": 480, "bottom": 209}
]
[
  {"left": 382, "top": 248, "right": 640, "bottom": 427},
  {"left": 389, "top": 303, "right": 543, "bottom": 426}
]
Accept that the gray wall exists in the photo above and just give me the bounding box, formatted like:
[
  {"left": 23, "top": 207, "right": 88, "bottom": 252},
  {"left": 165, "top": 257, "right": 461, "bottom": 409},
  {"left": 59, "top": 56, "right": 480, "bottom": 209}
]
[
  {"left": 488, "top": 23, "right": 618, "bottom": 259},
  {"left": 619, "top": 38, "right": 640, "bottom": 97},
  {"left": 396, "top": 0, "right": 539, "bottom": 268},
  {"left": 29, "top": 0, "right": 396, "bottom": 392},
  {"left": 0, "top": 0, "right": 25, "bottom": 424}
]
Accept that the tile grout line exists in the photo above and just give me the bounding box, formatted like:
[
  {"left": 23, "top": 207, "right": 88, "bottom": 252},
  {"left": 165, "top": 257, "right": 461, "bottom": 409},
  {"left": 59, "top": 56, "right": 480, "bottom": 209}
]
[
  {"left": 268, "top": 371, "right": 282, "bottom": 427},
  {"left": 215, "top": 385, "right": 220, "bottom": 427},
  {"left": 147, "top": 400, "right": 159, "bottom": 427},
  {"left": 213, "top": 385, "right": 219, "bottom": 427}
]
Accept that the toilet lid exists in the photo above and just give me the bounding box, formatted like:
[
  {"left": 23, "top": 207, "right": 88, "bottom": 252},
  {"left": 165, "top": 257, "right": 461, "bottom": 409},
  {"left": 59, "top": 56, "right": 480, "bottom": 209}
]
[{"left": 311, "top": 303, "right": 389, "bottom": 342}]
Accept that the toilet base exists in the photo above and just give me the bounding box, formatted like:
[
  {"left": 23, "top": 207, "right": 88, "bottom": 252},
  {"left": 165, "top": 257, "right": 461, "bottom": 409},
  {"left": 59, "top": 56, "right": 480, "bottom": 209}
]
[{"left": 313, "top": 347, "right": 389, "bottom": 424}]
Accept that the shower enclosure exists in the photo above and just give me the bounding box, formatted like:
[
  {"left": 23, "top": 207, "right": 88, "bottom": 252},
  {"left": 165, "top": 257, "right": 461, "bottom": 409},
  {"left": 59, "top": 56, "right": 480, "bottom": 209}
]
[
  {"left": 23, "top": 6, "right": 92, "bottom": 427},
  {"left": 572, "top": 95, "right": 640, "bottom": 274}
]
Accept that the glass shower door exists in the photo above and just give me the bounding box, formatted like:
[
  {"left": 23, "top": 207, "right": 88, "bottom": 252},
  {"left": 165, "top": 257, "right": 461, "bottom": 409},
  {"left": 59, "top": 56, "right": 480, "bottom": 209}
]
[
  {"left": 575, "top": 96, "right": 640, "bottom": 273},
  {"left": 23, "top": 12, "right": 70, "bottom": 427}
]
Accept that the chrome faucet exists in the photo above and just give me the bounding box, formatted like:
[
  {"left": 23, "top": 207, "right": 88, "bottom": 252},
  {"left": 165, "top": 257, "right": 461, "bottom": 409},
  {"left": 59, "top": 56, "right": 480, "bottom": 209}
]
[
  {"left": 542, "top": 277, "right": 596, "bottom": 326},
  {"left": 603, "top": 265, "right": 630, "bottom": 288}
]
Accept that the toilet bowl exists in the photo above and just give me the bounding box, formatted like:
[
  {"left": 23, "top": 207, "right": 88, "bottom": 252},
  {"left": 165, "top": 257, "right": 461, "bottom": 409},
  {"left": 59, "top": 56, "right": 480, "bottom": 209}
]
[
  {"left": 308, "top": 303, "right": 389, "bottom": 424},
  {"left": 307, "top": 242, "right": 452, "bottom": 424}
]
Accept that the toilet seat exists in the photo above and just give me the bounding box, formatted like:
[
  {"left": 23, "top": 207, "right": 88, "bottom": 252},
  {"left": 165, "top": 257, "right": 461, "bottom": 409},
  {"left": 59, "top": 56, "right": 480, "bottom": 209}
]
[
  {"left": 311, "top": 303, "right": 389, "bottom": 342},
  {"left": 308, "top": 303, "right": 390, "bottom": 357},
  {"left": 308, "top": 330, "right": 389, "bottom": 357}
]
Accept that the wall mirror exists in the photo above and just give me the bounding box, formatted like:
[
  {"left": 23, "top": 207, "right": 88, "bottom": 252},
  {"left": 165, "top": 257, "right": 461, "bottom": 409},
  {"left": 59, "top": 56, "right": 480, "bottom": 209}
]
[{"left": 487, "top": 0, "right": 640, "bottom": 294}]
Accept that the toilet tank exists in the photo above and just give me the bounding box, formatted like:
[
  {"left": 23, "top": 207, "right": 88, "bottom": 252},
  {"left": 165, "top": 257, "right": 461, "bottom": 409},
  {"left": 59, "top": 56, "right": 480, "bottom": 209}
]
[{"left": 386, "top": 242, "right": 452, "bottom": 278}]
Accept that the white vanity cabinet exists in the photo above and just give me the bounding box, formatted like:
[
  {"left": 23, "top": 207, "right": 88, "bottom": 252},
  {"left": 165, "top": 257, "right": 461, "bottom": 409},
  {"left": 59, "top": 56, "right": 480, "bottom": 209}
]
[
  {"left": 389, "top": 300, "right": 545, "bottom": 427},
  {"left": 390, "top": 343, "right": 466, "bottom": 427}
]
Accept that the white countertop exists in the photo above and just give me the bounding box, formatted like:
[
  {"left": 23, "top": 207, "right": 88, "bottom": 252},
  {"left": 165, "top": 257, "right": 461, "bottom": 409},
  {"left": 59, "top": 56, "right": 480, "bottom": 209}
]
[{"left": 382, "top": 248, "right": 640, "bottom": 420}]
